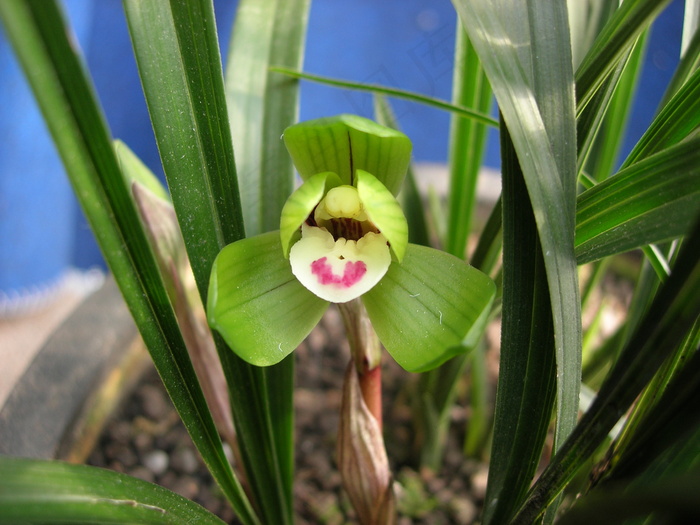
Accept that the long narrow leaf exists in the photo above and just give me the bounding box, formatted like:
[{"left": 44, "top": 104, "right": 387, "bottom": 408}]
[
  {"left": 482, "top": 125, "right": 557, "bottom": 525},
  {"left": 226, "top": 0, "right": 310, "bottom": 236},
  {"left": 0, "top": 457, "right": 226, "bottom": 525},
  {"left": 576, "top": 48, "right": 633, "bottom": 177},
  {"left": 661, "top": 24, "right": 700, "bottom": 106},
  {"left": 123, "top": 1, "right": 299, "bottom": 523},
  {"left": 445, "top": 24, "right": 493, "bottom": 258},
  {"left": 576, "top": 138, "right": 700, "bottom": 264},
  {"left": 452, "top": 5, "right": 582, "bottom": 519},
  {"left": 271, "top": 66, "right": 499, "bottom": 127},
  {"left": 0, "top": 1, "right": 257, "bottom": 522},
  {"left": 123, "top": 0, "right": 244, "bottom": 287},
  {"left": 557, "top": 468, "right": 700, "bottom": 525},
  {"left": 603, "top": 337, "right": 700, "bottom": 484},
  {"left": 621, "top": 66, "right": 700, "bottom": 169},
  {"left": 512, "top": 215, "right": 700, "bottom": 524},
  {"left": 224, "top": 0, "right": 310, "bottom": 512},
  {"left": 585, "top": 31, "right": 648, "bottom": 180},
  {"left": 409, "top": 22, "right": 495, "bottom": 471},
  {"left": 575, "top": 0, "right": 671, "bottom": 113}
]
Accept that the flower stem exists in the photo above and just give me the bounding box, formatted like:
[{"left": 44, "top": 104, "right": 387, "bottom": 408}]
[
  {"left": 360, "top": 364, "right": 383, "bottom": 432},
  {"left": 337, "top": 299, "right": 383, "bottom": 427}
]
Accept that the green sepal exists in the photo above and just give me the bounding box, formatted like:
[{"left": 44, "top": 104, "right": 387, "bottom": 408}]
[
  {"left": 282, "top": 114, "right": 412, "bottom": 195},
  {"left": 208, "top": 231, "right": 329, "bottom": 366},
  {"left": 279, "top": 171, "right": 343, "bottom": 257},
  {"left": 362, "top": 244, "right": 496, "bottom": 373},
  {"left": 355, "top": 169, "right": 408, "bottom": 262}
]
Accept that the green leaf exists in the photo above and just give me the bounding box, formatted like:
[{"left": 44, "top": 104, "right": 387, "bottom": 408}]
[
  {"left": 568, "top": 0, "right": 619, "bottom": 70},
  {"left": 584, "top": 30, "right": 648, "bottom": 181},
  {"left": 482, "top": 124, "right": 557, "bottom": 525},
  {"left": 279, "top": 171, "right": 342, "bottom": 256},
  {"left": 225, "top": 0, "right": 310, "bottom": 236},
  {"left": 558, "top": 469, "right": 700, "bottom": 525},
  {"left": 0, "top": 457, "right": 226, "bottom": 525},
  {"left": 604, "top": 342, "right": 700, "bottom": 484},
  {"left": 576, "top": 138, "right": 700, "bottom": 264},
  {"left": 661, "top": 21, "right": 700, "bottom": 106},
  {"left": 622, "top": 66, "right": 700, "bottom": 169},
  {"left": 272, "top": 66, "right": 499, "bottom": 128},
  {"left": 362, "top": 244, "right": 496, "bottom": 373},
  {"left": 124, "top": 2, "right": 299, "bottom": 523},
  {"left": 512, "top": 216, "right": 700, "bottom": 524},
  {"left": 356, "top": 169, "right": 408, "bottom": 262},
  {"left": 576, "top": 47, "right": 633, "bottom": 179},
  {"left": 208, "top": 231, "right": 329, "bottom": 366},
  {"left": 123, "top": 0, "right": 244, "bottom": 296},
  {"left": 0, "top": 2, "right": 258, "bottom": 523},
  {"left": 283, "top": 114, "right": 413, "bottom": 195},
  {"left": 446, "top": 24, "right": 493, "bottom": 258},
  {"left": 224, "top": 1, "right": 310, "bottom": 517},
  {"left": 575, "top": 0, "right": 671, "bottom": 113},
  {"left": 452, "top": 3, "right": 582, "bottom": 520}
]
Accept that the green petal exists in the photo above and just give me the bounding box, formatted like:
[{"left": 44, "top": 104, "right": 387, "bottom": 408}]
[
  {"left": 279, "top": 171, "right": 343, "bottom": 257},
  {"left": 208, "top": 231, "right": 329, "bottom": 366},
  {"left": 282, "top": 114, "right": 412, "bottom": 195},
  {"left": 355, "top": 169, "right": 408, "bottom": 262},
  {"left": 362, "top": 244, "right": 496, "bottom": 373}
]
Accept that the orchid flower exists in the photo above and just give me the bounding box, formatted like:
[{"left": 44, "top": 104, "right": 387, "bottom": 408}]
[{"left": 207, "top": 115, "right": 495, "bottom": 372}]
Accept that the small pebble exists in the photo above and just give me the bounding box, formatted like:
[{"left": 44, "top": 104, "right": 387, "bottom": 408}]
[
  {"left": 471, "top": 465, "right": 489, "bottom": 500},
  {"left": 142, "top": 449, "right": 169, "bottom": 476}
]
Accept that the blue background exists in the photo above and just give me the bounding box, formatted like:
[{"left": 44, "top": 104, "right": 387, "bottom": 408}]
[{"left": 0, "top": 0, "right": 685, "bottom": 300}]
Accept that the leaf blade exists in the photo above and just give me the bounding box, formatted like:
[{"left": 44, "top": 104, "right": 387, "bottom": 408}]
[
  {"left": 226, "top": 0, "right": 310, "bottom": 236},
  {"left": 0, "top": 2, "right": 258, "bottom": 522},
  {"left": 0, "top": 457, "right": 227, "bottom": 525},
  {"left": 513, "top": 216, "right": 700, "bottom": 524},
  {"left": 576, "top": 138, "right": 700, "bottom": 263},
  {"left": 452, "top": 3, "right": 582, "bottom": 520}
]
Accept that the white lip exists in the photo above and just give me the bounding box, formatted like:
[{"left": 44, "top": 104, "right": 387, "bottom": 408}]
[{"left": 289, "top": 224, "right": 391, "bottom": 303}]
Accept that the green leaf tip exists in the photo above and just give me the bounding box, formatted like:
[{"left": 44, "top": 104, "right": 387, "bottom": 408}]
[{"left": 282, "top": 114, "right": 412, "bottom": 195}]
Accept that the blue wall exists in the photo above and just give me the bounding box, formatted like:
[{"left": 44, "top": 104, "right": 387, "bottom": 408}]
[{"left": 0, "top": 0, "right": 685, "bottom": 302}]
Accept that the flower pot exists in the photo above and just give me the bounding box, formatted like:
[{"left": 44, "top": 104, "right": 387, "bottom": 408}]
[{"left": 0, "top": 277, "right": 147, "bottom": 461}]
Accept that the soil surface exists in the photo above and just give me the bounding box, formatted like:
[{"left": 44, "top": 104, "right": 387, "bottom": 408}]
[{"left": 88, "top": 307, "right": 491, "bottom": 524}]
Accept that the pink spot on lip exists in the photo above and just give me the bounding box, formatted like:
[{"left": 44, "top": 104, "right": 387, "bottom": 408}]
[{"left": 311, "top": 257, "right": 367, "bottom": 288}]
